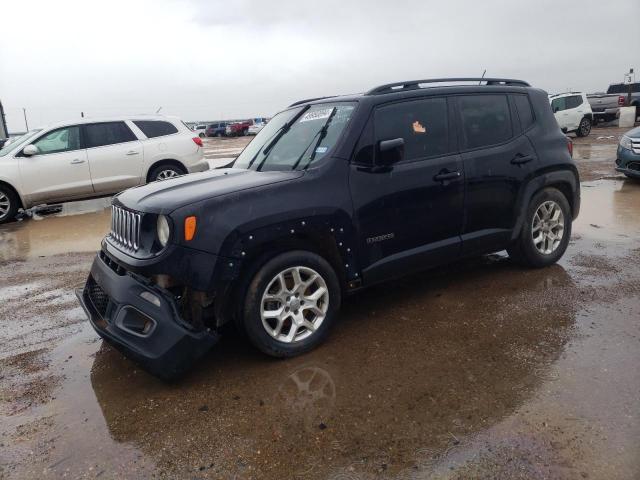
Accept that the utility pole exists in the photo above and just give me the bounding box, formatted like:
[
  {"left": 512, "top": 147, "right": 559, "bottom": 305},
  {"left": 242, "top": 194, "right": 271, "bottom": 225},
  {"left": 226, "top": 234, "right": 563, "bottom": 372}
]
[
  {"left": 81, "top": 111, "right": 84, "bottom": 118},
  {"left": 22, "top": 108, "right": 29, "bottom": 131},
  {"left": 626, "top": 68, "right": 634, "bottom": 107}
]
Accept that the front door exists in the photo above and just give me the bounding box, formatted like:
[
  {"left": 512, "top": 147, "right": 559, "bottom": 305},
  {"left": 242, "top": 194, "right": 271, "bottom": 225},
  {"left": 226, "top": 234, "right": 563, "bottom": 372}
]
[
  {"left": 83, "top": 121, "right": 143, "bottom": 194},
  {"left": 350, "top": 96, "right": 465, "bottom": 284},
  {"left": 455, "top": 93, "right": 538, "bottom": 255},
  {"left": 19, "top": 125, "right": 92, "bottom": 203}
]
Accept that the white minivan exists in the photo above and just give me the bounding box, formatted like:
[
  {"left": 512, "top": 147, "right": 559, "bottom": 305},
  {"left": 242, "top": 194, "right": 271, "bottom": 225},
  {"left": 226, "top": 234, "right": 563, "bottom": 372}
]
[
  {"left": 549, "top": 92, "right": 594, "bottom": 138},
  {"left": 0, "top": 115, "right": 208, "bottom": 223}
]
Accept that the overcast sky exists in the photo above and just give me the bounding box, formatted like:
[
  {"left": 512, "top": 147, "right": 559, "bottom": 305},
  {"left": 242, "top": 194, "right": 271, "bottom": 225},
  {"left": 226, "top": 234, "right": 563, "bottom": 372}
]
[{"left": 1, "top": 0, "right": 638, "bottom": 131}]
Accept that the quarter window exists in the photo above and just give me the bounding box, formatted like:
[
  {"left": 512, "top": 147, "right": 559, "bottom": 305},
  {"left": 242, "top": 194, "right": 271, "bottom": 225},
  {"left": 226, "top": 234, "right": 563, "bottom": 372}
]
[
  {"left": 551, "top": 97, "right": 567, "bottom": 113},
  {"left": 513, "top": 94, "right": 535, "bottom": 130},
  {"left": 459, "top": 95, "right": 512, "bottom": 149},
  {"left": 84, "top": 122, "right": 137, "bottom": 148},
  {"left": 133, "top": 120, "right": 179, "bottom": 138},
  {"left": 374, "top": 98, "right": 449, "bottom": 161},
  {"left": 33, "top": 126, "right": 81, "bottom": 154}
]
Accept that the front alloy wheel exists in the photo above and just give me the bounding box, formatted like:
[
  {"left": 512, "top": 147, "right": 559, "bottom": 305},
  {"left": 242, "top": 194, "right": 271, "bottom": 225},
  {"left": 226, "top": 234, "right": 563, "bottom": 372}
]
[
  {"left": 243, "top": 251, "right": 341, "bottom": 357},
  {"left": 261, "top": 266, "right": 329, "bottom": 343}
]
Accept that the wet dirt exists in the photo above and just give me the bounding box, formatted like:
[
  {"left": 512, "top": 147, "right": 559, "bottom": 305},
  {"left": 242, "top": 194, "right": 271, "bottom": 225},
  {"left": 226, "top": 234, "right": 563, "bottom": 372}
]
[{"left": 0, "top": 128, "right": 639, "bottom": 479}]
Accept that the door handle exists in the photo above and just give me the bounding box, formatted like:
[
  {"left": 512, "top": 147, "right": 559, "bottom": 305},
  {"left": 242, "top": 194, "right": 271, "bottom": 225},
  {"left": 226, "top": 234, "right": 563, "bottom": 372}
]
[
  {"left": 511, "top": 154, "right": 534, "bottom": 165},
  {"left": 126, "top": 151, "right": 140, "bottom": 156},
  {"left": 433, "top": 170, "right": 461, "bottom": 182},
  {"left": 70, "top": 159, "right": 85, "bottom": 164}
]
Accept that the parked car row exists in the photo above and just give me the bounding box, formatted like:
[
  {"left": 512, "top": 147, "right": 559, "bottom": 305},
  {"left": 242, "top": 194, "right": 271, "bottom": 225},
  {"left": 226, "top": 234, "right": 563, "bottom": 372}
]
[
  {"left": 191, "top": 117, "right": 269, "bottom": 138},
  {"left": 0, "top": 115, "right": 208, "bottom": 224}
]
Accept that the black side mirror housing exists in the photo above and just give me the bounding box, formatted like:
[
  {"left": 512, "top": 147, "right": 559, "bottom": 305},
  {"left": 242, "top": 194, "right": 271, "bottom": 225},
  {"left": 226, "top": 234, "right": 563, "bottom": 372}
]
[{"left": 377, "top": 137, "right": 404, "bottom": 165}]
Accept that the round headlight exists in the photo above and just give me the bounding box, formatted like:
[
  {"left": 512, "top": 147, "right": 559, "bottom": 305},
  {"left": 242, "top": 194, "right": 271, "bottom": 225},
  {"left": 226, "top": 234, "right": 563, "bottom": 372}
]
[{"left": 157, "top": 215, "right": 170, "bottom": 247}]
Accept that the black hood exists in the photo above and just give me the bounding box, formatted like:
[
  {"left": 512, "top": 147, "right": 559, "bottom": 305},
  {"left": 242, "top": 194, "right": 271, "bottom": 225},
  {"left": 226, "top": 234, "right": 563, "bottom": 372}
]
[{"left": 114, "top": 168, "right": 304, "bottom": 214}]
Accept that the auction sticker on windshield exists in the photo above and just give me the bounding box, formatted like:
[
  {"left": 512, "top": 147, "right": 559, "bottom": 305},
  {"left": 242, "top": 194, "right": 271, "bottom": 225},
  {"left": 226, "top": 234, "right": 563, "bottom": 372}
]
[{"left": 300, "top": 108, "right": 334, "bottom": 122}]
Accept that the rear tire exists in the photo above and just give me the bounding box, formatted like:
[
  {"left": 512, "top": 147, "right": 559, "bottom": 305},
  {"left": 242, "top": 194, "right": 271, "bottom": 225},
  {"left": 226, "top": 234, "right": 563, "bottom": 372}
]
[
  {"left": 148, "top": 163, "right": 186, "bottom": 182},
  {"left": 576, "top": 117, "right": 591, "bottom": 137},
  {"left": 0, "top": 185, "right": 19, "bottom": 224},
  {"left": 243, "top": 251, "right": 341, "bottom": 358},
  {"left": 507, "top": 188, "right": 572, "bottom": 268}
]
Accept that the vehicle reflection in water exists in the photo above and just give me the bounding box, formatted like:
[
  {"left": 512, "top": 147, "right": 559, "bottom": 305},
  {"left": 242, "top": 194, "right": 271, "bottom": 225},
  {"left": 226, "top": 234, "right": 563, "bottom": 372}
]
[
  {"left": 90, "top": 257, "right": 577, "bottom": 479},
  {"left": 0, "top": 198, "right": 111, "bottom": 262}
]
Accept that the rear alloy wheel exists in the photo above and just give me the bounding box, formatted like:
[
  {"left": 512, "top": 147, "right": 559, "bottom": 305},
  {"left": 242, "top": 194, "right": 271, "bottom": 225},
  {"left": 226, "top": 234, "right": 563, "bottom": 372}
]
[
  {"left": 508, "top": 188, "right": 571, "bottom": 268},
  {"left": 576, "top": 117, "right": 591, "bottom": 137},
  {"left": 0, "top": 186, "right": 19, "bottom": 224},
  {"left": 243, "top": 251, "right": 341, "bottom": 357},
  {"left": 149, "top": 164, "right": 185, "bottom": 182}
]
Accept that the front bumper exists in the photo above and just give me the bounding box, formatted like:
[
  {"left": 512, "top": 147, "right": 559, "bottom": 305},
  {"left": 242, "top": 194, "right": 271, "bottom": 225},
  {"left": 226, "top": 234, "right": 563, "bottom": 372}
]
[
  {"left": 187, "top": 159, "right": 210, "bottom": 174},
  {"left": 616, "top": 145, "right": 640, "bottom": 178},
  {"left": 77, "top": 252, "right": 219, "bottom": 379}
]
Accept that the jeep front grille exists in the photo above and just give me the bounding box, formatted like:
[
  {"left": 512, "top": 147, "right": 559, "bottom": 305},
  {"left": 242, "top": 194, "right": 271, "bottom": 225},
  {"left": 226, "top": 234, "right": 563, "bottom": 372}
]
[{"left": 110, "top": 206, "right": 142, "bottom": 251}]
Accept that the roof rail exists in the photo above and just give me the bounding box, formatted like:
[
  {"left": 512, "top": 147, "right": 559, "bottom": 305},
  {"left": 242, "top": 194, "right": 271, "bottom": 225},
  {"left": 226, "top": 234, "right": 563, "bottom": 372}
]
[
  {"left": 366, "top": 78, "right": 530, "bottom": 95},
  {"left": 288, "top": 96, "right": 336, "bottom": 107}
]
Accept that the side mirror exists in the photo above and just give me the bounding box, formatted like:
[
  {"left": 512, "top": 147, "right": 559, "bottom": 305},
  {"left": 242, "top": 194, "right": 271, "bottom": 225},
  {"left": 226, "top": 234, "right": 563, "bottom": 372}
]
[
  {"left": 377, "top": 138, "right": 404, "bottom": 165},
  {"left": 23, "top": 144, "right": 39, "bottom": 156}
]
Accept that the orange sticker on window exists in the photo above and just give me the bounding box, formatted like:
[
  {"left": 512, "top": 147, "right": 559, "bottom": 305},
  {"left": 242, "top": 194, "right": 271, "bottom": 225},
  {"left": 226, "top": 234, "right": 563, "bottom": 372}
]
[{"left": 412, "top": 121, "right": 426, "bottom": 133}]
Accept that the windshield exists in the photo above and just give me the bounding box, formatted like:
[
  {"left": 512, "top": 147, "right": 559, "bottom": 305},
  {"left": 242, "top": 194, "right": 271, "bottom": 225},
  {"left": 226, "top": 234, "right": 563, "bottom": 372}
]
[
  {"left": 0, "top": 130, "right": 42, "bottom": 156},
  {"left": 233, "top": 102, "right": 356, "bottom": 171}
]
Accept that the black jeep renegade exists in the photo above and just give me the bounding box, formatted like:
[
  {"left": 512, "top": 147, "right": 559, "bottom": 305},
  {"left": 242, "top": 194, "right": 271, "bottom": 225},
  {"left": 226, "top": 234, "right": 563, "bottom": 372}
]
[{"left": 77, "top": 77, "right": 580, "bottom": 378}]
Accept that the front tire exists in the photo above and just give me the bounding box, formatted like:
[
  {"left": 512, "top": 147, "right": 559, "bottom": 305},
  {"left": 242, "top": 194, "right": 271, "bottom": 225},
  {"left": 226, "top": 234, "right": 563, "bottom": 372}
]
[
  {"left": 576, "top": 117, "right": 591, "bottom": 137},
  {"left": 508, "top": 188, "right": 572, "bottom": 268},
  {"left": 0, "top": 185, "right": 19, "bottom": 224},
  {"left": 243, "top": 251, "right": 341, "bottom": 358}
]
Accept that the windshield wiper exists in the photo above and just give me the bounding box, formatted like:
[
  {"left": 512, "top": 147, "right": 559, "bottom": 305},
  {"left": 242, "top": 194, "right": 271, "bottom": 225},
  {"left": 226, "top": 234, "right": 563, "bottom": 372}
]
[
  {"left": 249, "top": 105, "right": 310, "bottom": 170},
  {"left": 297, "top": 107, "right": 338, "bottom": 170}
]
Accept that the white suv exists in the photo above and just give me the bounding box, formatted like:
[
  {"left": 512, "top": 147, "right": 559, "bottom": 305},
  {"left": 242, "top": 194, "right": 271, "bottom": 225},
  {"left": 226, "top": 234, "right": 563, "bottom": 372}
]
[
  {"left": 0, "top": 115, "right": 208, "bottom": 224},
  {"left": 549, "top": 92, "right": 594, "bottom": 137}
]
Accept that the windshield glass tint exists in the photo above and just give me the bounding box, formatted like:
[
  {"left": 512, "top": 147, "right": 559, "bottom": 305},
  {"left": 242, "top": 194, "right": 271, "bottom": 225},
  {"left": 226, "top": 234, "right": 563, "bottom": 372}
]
[
  {"left": 0, "top": 130, "right": 42, "bottom": 156},
  {"left": 234, "top": 103, "right": 356, "bottom": 171}
]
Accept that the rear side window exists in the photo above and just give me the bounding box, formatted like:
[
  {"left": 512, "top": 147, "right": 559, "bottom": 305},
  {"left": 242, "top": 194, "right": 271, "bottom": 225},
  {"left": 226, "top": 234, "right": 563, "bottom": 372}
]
[
  {"left": 84, "top": 122, "right": 137, "bottom": 148},
  {"left": 375, "top": 97, "right": 449, "bottom": 161},
  {"left": 513, "top": 94, "right": 535, "bottom": 130},
  {"left": 566, "top": 95, "right": 583, "bottom": 109},
  {"left": 551, "top": 97, "right": 567, "bottom": 112},
  {"left": 458, "top": 95, "right": 512, "bottom": 149},
  {"left": 133, "top": 120, "right": 179, "bottom": 138}
]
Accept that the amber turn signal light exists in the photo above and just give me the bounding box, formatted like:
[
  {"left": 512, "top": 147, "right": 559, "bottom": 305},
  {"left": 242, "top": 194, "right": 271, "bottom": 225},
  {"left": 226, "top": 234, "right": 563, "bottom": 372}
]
[{"left": 184, "top": 216, "right": 197, "bottom": 241}]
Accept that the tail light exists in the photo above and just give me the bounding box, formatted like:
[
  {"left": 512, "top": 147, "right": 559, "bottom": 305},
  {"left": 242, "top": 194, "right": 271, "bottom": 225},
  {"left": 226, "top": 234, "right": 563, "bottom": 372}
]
[
  {"left": 567, "top": 137, "right": 573, "bottom": 158},
  {"left": 618, "top": 95, "right": 626, "bottom": 106},
  {"left": 192, "top": 137, "right": 203, "bottom": 147}
]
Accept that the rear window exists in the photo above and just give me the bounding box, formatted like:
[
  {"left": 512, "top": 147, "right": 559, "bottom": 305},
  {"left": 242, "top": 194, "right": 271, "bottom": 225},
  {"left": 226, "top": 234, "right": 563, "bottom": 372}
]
[
  {"left": 375, "top": 97, "right": 449, "bottom": 161},
  {"left": 513, "top": 94, "right": 535, "bottom": 130},
  {"left": 84, "top": 122, "right": 137, "bottom": 148},
  {"left": 458, "top": 95, "right": 512, "bottom": 149},
  {"left": 608, "top": 83, "right": 640, "bottom": 94},
  {"left": 133, "top": 120, "right": 179, "bottom": 138}
]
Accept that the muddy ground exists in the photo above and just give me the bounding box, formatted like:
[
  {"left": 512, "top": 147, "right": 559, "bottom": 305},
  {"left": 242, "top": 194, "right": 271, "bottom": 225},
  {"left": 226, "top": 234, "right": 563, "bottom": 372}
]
[{"left": 0, "top": 125, "right": 639, "bottom": 479}]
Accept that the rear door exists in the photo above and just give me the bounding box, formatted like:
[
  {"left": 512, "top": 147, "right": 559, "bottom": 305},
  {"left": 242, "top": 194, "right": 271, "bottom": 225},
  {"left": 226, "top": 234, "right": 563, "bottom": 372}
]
[
  {"left": 456, "top": 93, "right": 538, "bottom": 255},
  {"left": 19, "top": 125, "right": 92, "bottom": 203},
  {"left": 83, "top": 121, "right": 143, "bottom": 194},
  {"left": 350, "top": 96, "right": 465, "bottom": 283},
  {"left": 565, "top": 95, "right": 585, "bottom": 130}
]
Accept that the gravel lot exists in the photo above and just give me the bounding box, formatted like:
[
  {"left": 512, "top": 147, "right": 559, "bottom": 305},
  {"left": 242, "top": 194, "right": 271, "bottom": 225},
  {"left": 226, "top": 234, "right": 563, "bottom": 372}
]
[{"left": 0, "top": 125, "right": 639, "bottom": 479}]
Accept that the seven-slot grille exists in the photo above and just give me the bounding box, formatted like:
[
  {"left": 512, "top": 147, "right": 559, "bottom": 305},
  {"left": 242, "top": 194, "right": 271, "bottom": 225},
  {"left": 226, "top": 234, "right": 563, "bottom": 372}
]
[
  {"left": 631, "top": 138, "right": 640, "bottom": 155},
  {"left": 110, "top": 205, "right": 142, "bottom": 251}
]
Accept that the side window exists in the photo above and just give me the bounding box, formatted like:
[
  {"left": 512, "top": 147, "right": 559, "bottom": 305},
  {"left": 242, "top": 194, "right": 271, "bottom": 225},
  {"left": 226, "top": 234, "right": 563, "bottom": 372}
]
[
  {"left": 33, "top": 126, "right": 81, "bottom": 154},
  {"left": 566, "top": 95, "right": 583, "bottom": 109},
  {"left": 133, "top": 120, "right": 179, "bottom": 138},
  {"left": 513, "top": 94, "right": 535, "bottom": 130},
  {"left": 84, "top": 122, "right": 137, "bottom": 148},
  {"left": 458, "top": 95, "right": 512, "bottom": 149},
  {"left": 374, "top": 97, "right": 449, "bottom": 161},
  {"left": 551, "top": 97, "right": 567, "bottom": 113}
]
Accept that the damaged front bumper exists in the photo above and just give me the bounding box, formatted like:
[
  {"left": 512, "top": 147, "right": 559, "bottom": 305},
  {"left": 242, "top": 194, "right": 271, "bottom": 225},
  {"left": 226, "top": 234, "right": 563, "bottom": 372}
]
[{"left": 76, "top": 251, "right": 219, "bottom": 379}]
